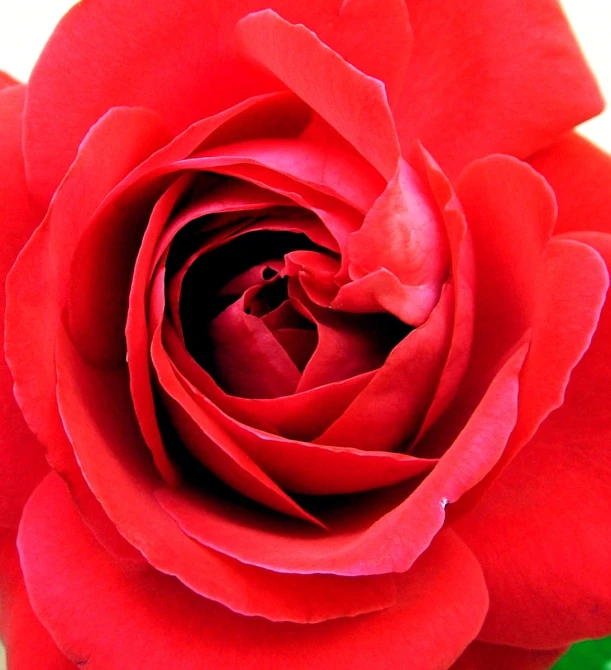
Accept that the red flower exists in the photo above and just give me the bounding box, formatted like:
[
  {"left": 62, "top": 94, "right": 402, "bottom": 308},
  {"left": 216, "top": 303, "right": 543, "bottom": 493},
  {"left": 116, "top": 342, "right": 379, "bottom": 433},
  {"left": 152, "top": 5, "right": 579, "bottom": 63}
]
[{"left": 1, "top": 2, "right": 609, "bottom": 668}]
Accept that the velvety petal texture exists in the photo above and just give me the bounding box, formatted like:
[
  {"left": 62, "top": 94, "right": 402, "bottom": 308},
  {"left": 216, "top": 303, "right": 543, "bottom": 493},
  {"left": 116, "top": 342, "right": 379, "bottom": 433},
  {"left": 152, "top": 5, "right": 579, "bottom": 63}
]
[
  {"left": 0, "top": 531, "right": 74, "bottom": 669},
  {"left": 18, "top": 474, "right": 488, "bottom": 670},
  {"left": 0, "top": 84, "right": 47, "bottom": 529},
  {"left": 1, "top": 0, "right": 609, "bottom": 667}
]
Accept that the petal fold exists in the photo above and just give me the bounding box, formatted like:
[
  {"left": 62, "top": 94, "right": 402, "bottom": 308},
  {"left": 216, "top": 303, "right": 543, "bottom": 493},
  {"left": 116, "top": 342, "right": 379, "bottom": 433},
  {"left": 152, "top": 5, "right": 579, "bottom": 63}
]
[{"left": 19, "top": 474, "right": 488, "bottom": 670}]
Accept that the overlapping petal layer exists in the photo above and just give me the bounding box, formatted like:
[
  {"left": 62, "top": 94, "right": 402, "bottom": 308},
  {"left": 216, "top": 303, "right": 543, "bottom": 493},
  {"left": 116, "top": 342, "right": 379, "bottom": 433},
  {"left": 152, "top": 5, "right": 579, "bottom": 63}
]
[
  {"left": 0, "top": 84, "right": 49, "bottom": 529},
  {"left": 19, "top": 473, "right": 488, "bottom": 670},
  {"left": 1, "top": 1, "right": 609, "bottom": 666}
]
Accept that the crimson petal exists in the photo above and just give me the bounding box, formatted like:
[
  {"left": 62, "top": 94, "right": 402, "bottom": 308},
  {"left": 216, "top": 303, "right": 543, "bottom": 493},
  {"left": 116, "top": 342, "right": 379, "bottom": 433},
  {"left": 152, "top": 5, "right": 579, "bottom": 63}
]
[{"left": 19, "top": 474, "right": 487, "bottom": 670}]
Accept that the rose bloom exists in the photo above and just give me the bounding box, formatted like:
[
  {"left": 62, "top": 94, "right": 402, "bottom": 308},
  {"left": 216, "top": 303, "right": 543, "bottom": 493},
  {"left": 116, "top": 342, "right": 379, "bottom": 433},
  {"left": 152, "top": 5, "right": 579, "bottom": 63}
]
[{"left": 1, "top": 0, "right": 610, "bottom": 668}]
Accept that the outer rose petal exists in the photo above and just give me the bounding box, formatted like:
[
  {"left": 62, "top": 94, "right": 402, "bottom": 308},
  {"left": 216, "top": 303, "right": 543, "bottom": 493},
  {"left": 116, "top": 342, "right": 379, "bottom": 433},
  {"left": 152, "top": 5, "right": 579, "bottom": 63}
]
[
  {"left": 5, "top": 106, "right": 170, "bottom": 560},
  {"left": 0, "top": 84, "right": 48, "bottom": 528},
  {"left": 57, "top": 324, "right": 407, "bottom": 623},
  {"left": 0, "top": 531, "right": 74, "bottom": 669},
  {"left": 452, "top": 641, "right": 566, "bottom": 670},
  {"left": 418, "top": 155, "right": 556, "bottom": 456},
  {"left": 236, "top": 10, "right": 400, "bottom": 180},
  {"left": 453, "top": 235, "right": 611, "bottom": 649},
  {"left": 24, "top": 0, "right": 410, "bottom": 205},
  {"left": 529, "top": 131, "right": 611, "bottom": 236},
  {"left": 396, "top": 0, "right": 604, "bottom": 178},
  {"left": 450, "top": 236, "right": 608, "bottom": 516},
  {"left": 19, "top": 473, "right": 488, "bottom": 670}
]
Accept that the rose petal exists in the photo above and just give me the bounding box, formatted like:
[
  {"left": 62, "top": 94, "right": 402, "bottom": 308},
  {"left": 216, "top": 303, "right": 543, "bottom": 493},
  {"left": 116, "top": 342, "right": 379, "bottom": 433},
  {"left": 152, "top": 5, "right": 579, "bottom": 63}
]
[
  {"left": 317, "top": 282, "right": 453, "bottom": 450},
  {"left": 0, "top": 71, "right": 19, "bottom": 88},
  {"left": 412, "top": 148, "right": 475, "bottom": 439},
  {"left": 0, "top": 530, "right": 74, "bottom": 669},
  {"left": 196, "top": 137, "right": 384, "bottom": 213},
  {"left": 20, "top": 474, "right": 487, "bottom": 670},
  {"left": 455, "top": 232, "right": 611, "bottom": 649},
  {"left": 159, "top": 350, "right": 436, "bottom": 496},
  {"left": 164, "top": 324, "right": 375, "bottom": 440},
  {"left": 418, "top": 155, "right": 557, "bottom": 454},
  {"left": 342, "top": 160, "right": 448, "bottom": 325},
  {"left": 6, "top": 105, "right": 169, "bottom": 456},
  {"left": 160, "top": 343, "right": 525, "bottom": 576},
  {"left": 396, "top": 0, "right": 604, "bottom": 178},
  {"left": 208, "top": 292, "right": 301, "bottom": 398},
  {"left": 452, "top": 641, "right": 566, "bottom": 670},
  {"left": 452, "top": 236, "right": 608, "bottom": 512},
  {"left": 236, "top": 10, "right": 400, "bottom": 179},
  {"left": 56, "top": 328, "right": 405, "bottom": 623},
  {"left": 0, "top": 84, "right": 48, "bottom": 528},
  {"left": 529, "top": 131, "right": 611, "bottom": 236},
  {"left": 25, "top": 0, "right": 409, "bottom": 204},
  {"left": 4, "top": 106, "right": 169, "bottom": 557}
]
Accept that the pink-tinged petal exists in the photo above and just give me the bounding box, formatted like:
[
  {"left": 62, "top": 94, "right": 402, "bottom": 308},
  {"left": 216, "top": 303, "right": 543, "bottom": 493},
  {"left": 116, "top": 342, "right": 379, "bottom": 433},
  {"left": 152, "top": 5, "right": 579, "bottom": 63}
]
[
  {"left": 318, "top": 283, "right": 453, "bottom": 450},
  {"left": 0, "top": 84, "right": 48, "bottom": 528},
  {"left": 453, "top": 237, "right": 608, "bottom": 514},
  {"left": 56, "top": 329, "right": 402, "bottom": 622},
  {"left": 196, "top": 137, "right": 384, "bottom": 213},
  {"left": 419, "top": 156, "right": 557, "bottom": 455},
  {"left": 0, "top": 530, "right": 75, "bottom": 669},
  {"left": 342, "top": 160, "right": 448, "bottom": 325},
  {"left": 529, "top": 131, "right": 611, "bottom": 235},
  {"left": 164, "top": 324, "right": 375, "bottom": 441},
  {"left": 412, "top": 148, "right": 475, "bottom": 439},
  {"left": 452, "top": 641, "right": 566, "bottom": 670},
  {"left": 396, "top": 0, "right": 604, "bottom": 178},
  {"left": 163, "top": 343, "right": 524, "bottom": 576},
  {"left": 236, "top": 10, "right": 400, "bottom": 179},
  {"left": 20, "top": 476, "right": 488, "bottom": 670},
  {"left": 25, "top": 0, "right": 410, "bottom": 205},
  {"left": 332, "top": 268, "right": 434, "bottom": 324},
  {"left": 455, "top": 232, "right": 611, "bottom": 649}
]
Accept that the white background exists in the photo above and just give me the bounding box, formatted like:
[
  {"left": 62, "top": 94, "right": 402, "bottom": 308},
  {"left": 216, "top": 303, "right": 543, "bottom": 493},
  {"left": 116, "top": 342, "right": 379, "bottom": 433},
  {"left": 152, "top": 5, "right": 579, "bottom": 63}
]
[
  {"left": 0, "top": 2, "right": 610, "bottom": 669},
  {"left": 0, "top": 0, "right": 610, "bottom": 151}
]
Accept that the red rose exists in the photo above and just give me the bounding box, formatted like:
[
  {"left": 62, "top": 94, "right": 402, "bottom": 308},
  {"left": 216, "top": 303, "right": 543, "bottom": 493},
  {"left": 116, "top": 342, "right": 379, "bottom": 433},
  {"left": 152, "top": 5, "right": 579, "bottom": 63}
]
[{"left": 1, "top": 1, "right": 610, "bottom": 668}]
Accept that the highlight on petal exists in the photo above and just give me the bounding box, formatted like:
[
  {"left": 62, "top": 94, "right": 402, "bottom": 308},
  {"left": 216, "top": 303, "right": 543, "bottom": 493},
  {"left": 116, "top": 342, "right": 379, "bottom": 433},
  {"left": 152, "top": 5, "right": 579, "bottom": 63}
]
[
  {"left": 19, "top": 473, "right": 488, "bottom": 670},
  {"left": 158, "top": 343, "right": 525, "bottom": 577},
  {"left": 236, "top": 9, "right": 400, "bottom": 179},
  {"left": 455, "top": 233, "right": 611, "bottom": 650},
  {"left": 0, "top": 84, "right": 49, "bottom": 528},
  {"left": 0, "top": 531, "right": 74, "bottom": 669},
  {"left": 56, "top": 326, "right": 401, "bottom": 623}
]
